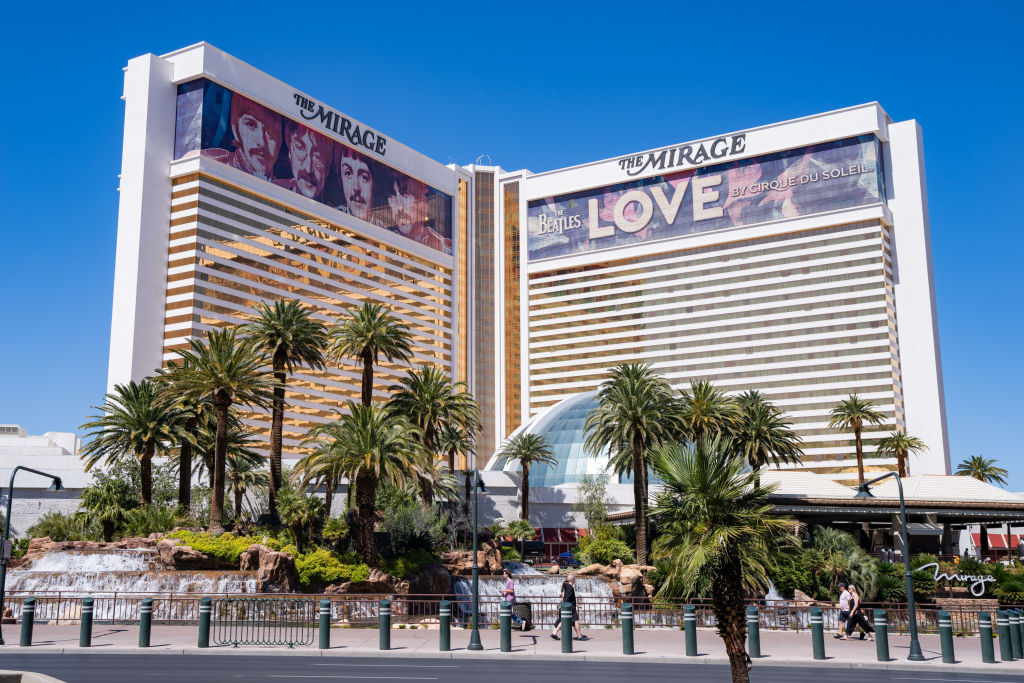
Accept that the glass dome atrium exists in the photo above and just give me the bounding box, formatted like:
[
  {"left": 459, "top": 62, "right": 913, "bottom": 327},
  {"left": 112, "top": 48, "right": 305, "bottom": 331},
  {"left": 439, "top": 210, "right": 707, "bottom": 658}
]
[{"left": 485, "top": 391, "right": 619, "bottom": 487}]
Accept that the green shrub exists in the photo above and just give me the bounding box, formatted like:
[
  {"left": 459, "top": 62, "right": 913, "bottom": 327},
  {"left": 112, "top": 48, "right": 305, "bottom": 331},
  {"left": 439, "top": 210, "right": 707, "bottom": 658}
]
[
  {"left": 380, "top": 548, "right": 441, "bottom": 579},
  {"left": 167, "top": 531, "right": 256, "bottom": 563},
  {"left": 502, "top": 547, "right": 522, "bottom": 562},
  {"left": 292, "top": 547, "right": 370, "bottom": 586},
  {"left": 577, "top": 538, "right": 634, "bottom": 565},
  {"left": 769, "top": 555, "right": 813, "bottom": 600},
  {"left": 876, "top": 574, "right": 905, "bottom": 602},
  {"left": 122, "top": 505, "right": 189, "bottom": 538},
  {"left": 993, "top": 576, "right": 1024, "bottom": 604},
  {"left": 27, "top": 512, "right": 84, "bottom": 542}
]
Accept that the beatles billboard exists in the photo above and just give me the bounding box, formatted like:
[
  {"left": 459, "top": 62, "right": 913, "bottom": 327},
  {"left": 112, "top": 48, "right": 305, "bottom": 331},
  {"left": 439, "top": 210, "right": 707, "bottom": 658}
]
[
  {"left": 526, "top": 135, "right": 884, "bottom": 262},
  {"left": 174, "top": 79, "right": 453, "bottom": 255}
]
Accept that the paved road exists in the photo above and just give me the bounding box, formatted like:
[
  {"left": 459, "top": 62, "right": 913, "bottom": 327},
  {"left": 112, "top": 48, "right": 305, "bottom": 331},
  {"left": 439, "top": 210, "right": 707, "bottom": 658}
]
[{"left": 0, "top": 655, "right": 1020, "bottom": 683}]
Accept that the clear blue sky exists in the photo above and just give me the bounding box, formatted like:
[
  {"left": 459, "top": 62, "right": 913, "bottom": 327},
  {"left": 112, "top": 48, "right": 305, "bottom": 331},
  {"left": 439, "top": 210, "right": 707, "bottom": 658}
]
[{"left": 1, "top": 3, "right": 1021, "bottom": 487}]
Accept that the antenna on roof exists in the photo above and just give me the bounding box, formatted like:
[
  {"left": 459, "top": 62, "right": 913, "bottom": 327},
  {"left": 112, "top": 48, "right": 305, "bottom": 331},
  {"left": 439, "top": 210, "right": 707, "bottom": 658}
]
[{"left": 475, "top": 154, "right": 492, "bottom": 166}]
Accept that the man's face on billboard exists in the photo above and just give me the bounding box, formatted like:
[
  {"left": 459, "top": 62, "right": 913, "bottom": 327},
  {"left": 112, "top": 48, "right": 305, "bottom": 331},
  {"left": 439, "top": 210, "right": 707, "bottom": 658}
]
[
  {"left": 340, "top": 154, "right": 372, "bottom": 220},
  {"left": 287, "top": 128, "right": 330, "bottom": 199},
  {"left": 232, "top": 101, "right": 281, "bottom": 179},
  {"left": 388, "top": 179, "right": 431, "bottom": 236}
]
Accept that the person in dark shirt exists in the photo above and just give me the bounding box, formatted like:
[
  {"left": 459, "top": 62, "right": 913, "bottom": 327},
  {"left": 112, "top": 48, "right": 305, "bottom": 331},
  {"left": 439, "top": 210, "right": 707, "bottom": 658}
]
[{"left": 550, "top": 574, "right": 585, "bottom": 640}]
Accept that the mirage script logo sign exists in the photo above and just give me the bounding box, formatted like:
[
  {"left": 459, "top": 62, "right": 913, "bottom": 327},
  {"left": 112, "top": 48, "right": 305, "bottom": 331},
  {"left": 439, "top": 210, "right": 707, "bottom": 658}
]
[
  {"left": 292, "top": 93, "right": 388, "bottom": 156},
  {"left": 617, "top": 134, "right": 747, "bottom": 177},
  {"left": 917, "top": 563, "right": 996, "bottom": 597}
]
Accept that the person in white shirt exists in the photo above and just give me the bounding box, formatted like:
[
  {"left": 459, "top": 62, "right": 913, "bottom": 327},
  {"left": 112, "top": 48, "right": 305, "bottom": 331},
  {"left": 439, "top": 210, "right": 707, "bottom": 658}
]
[{"left": 836, "top": 583, "right": 851, "bottom": 640}]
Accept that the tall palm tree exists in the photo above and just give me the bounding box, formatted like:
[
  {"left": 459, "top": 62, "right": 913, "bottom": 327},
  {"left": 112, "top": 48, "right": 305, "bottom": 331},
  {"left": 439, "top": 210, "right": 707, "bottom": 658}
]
[
  {"left": 329, "top": 302, "right": 414, "bottom": 406},
  {"left": 79, "top": 379, "right": 184, "bottom": 508},
  {"left": 877, "top": 431, "right": 927, "bottom": 478},
  {"left": 332, "top": 401, "right": 422, "bottom": 566},
  {"left": 76, "top": 481, "right": 129, "bottom": 542},
  {"left": 497, "top": 433, "right": 557, "bottom": 522},
  {"left": 584, "top": 363, "right": 681, "bottom": 566},
  {"left": 651, "top": 436, "right": 797, "bottom": 683},
  {"left": 827, "top": 394, "right": 885, "bottom": 485},
  {"left": 159, "top": 328, "right": 276, "bottom": 533},
  {"left": 956, "top": 455, "right": 1009, "bottom": 487},
  {"left": 678, "top": 379, "right": 740, "bottom": 442},
  {"left": 242, "top": 300, "right": 327, "bottom": 520},
  {"left": 732, "top": 391, "right": 803, "bottom": 485},
  {"left": 227, "top": 456, "right": 269, "bottom": 519},
  {"left": 388, "top": 365, "right": 479, "bottom": 503}
]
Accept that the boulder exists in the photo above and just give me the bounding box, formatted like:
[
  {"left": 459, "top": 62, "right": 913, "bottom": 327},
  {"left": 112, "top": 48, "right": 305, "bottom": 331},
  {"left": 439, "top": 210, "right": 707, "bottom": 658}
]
[
  {"left": 576, "top": 563, "right": 605, "bottom": 576},
  {"left": 618, "top": 565, "right": 643, "bottom": 586},
  {"left": 407, "top": 563, "right": 451, "bottom": 595},
  {"left": 239, "top": 544, "right": 299, "bottom": 593},
  {"left": 548, "top": 563, "right": 561, "bottom": 575},
  {"left": 439, "top": 540, "right": 503, "bottom": 576},
  {"left": 157, "top": 539, "right": 219, "bottom": 570},
  {"left": 326, "top": 567, "right": 401, "bottom": 594}
]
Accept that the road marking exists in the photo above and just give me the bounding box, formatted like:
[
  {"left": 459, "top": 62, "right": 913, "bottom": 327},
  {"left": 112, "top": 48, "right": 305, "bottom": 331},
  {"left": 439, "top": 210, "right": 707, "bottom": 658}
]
[
  {"left": 270, "top": 676, "right": 438, "bottom": 681},
  {"left": 892, "top": 679, "right": 1016, "bottom": 682},
  {"left": 313, "top": 664, "right": 457, "bottom": 669}
]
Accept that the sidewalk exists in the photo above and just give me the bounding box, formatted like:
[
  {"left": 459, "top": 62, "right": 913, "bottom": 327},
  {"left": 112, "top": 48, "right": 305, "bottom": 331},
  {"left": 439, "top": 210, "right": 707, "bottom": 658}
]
[{"left": 2, "top": 624, "right": 1021, "bottom": 674}]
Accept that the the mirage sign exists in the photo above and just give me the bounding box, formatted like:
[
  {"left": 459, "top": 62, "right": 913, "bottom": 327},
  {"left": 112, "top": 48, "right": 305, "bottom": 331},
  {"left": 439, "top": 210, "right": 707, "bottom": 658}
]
[{"left": 526, "top": 135, "right": 884, "bottom": 262}]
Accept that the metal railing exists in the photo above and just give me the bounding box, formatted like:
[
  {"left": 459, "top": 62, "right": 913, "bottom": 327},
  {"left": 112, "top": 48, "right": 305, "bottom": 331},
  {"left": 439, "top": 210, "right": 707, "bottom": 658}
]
[
  {"left": 3, "top": 591, "right": 1020, "bottom": 636},
  {"left": 211, "top": 598, "right": 316, "bottom": 648}
]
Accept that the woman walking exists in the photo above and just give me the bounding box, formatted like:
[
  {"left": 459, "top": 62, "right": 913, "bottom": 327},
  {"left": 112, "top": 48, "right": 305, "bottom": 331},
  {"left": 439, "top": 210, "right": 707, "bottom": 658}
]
[{"left": 844, "top": 583, "right": 875, "bottom": 641}]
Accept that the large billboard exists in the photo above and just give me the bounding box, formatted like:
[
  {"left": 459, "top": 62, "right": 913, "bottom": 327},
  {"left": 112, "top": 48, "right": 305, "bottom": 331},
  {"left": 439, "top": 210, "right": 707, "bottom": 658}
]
[
  {"left": 174, "top": 80, "right": 453, "bottom": 255},
  {"left": 527, "top": 135, "right": 884, "bottom": 261}
]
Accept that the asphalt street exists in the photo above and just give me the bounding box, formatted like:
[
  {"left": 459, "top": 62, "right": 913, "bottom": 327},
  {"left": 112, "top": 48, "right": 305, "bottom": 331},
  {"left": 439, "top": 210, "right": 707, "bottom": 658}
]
[{"left": 0, "top": 655, "right": 1020, "bottom": 683}]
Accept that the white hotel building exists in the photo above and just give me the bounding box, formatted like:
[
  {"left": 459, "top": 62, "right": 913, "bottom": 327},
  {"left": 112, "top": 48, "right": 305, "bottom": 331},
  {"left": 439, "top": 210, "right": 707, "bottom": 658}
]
[{"left": 109, "top": 43, "right": 950, "bottom": 487}]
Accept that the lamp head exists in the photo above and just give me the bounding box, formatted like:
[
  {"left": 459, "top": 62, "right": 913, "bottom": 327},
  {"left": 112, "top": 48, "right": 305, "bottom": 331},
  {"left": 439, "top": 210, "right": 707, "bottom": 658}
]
[
  {"left": 47, "top": 477, "right": 63, "bottom": 492},
  {"left": 854, "top": 482, "right": 874, "bottom": 499}
]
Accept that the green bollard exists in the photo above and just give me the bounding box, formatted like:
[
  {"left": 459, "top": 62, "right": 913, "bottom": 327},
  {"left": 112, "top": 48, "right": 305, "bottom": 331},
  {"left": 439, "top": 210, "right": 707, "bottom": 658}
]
[
  {"left": 1009, "top": 609, "right": 1023, "bottom": 660},
  {"left": 810, "top": 606, "right": 825, "bottom": 660},
  {"left": 439, "top": 600, "right": 451, "bottom": 652},
  {"left": 621, "top": 602, "right": 634, "bottom": 655},
  {"left": 684, "top": 604, "right": 697, "bottom": 656},
  {"left": 873, "top": 609, "right": 890, "bottom": 662},
  {"left": 746, "top": 605, "right": 761, "bottom": 658},
  {"left": 79, "top": 597, "right": 94, "bottom": 647},
  {"left": 139, "top": 598, "right": 153, "bottom": 648},
  {"left": 938, "top": 610, "right": 954, "bottom": 663},
  {"left": 499, "top": 601, "right": 511, "bottom": 652},
  {"left": 197, "top": 597, "right": 211, "bottom": 649},
  {"left": 379, "top": 599, "right": 391, "bottom": 651},
  {"left": 1016, "top": 610, "right": 1024, "bottom": 660},
  {"left": 318, "top": 599, "right": 330, "bottom": 650},
  {"left": 979, "top": 611, "right": 995, "bottom": 664},
  {"left": 997, "top": 610, "right": 1013, "bottom": 661},
  {"left": 19, "top": 598, "right": 35, "bottom": 647},
  {"left": 560, "top": 601, "right": 572, "bottom": 653}
]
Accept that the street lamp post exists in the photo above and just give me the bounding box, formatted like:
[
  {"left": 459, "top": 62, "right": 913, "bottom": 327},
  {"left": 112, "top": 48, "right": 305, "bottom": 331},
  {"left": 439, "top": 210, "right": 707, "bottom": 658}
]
[
  {"left": 467, "top": 463, "right": 486, "bottom": 651},
  {"left": 854, "top": 471, "right": 924, "bottom": 661},
  {"left": 0, "top": 466, "right": 64, "bottom": 646}
]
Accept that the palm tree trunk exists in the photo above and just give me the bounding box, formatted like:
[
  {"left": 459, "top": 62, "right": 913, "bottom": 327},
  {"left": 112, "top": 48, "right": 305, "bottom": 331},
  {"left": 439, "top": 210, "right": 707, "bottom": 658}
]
[
  {"left": 324, "top": 480, "right": 334, "bottom": 520},
  {"left": 854, "top": 426, "right": 865, "bottom": 485},
  {"left": 178, "top": 425, "right": 194, "bottom": 511},
  {"left": 360, "top": 349, "right": 374, "bottom": 406},
  {"left": 898, "top": 451, "right": 907, "bottom": 478},
  {"left": 140, "top": 444, "right": 154, "bottom": 508},
  {"left": 210, "top": 397, "right": 230, "bottom": 534},
  {"left": 269, "top": 353, "right": 287, "bottom": 522},
  {"left": 632, "top": 435, "right": 648, "bottom": 567},
  {"left": 356, "top": 470, "right": 378, "bottom": 566},
  {"left": 448, "top": 447, "right": 457, "bottom": 474},
  {"left": 102, "top": 520, "right": 115, "bottom": 543},
  {"left": 521, "top": 464, "right": 530, "bottom": 522},
  {"left": 234, "top": 489, "right": 243, "bottom": 518},
  {"left": 294, "top": 525, "right": 304, "bottom": 554},
  {"left": 712, "top": 554, "right": 751, "bottom": 683}
]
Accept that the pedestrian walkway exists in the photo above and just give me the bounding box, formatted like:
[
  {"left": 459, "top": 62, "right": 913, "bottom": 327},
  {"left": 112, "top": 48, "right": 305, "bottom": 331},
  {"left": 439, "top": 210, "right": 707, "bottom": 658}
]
[{"left": 3, "top": 624, "right": 1021, "bottom": 674}]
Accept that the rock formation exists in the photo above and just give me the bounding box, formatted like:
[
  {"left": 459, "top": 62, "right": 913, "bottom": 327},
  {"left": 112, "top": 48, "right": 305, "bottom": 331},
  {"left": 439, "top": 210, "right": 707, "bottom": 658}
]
[{"left": 239, "top": 544, "right": 299, "bottom": 593}]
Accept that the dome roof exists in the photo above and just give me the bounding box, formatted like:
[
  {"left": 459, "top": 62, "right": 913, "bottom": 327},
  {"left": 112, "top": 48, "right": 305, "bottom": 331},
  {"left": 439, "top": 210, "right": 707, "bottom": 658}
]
[{"left": 485, "top": 391, "right": 618, "bottom": 487}]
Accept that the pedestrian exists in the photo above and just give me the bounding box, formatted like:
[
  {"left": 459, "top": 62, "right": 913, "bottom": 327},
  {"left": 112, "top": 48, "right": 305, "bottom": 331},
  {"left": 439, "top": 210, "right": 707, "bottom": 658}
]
[
  {"left": 835, "top": 582, "right": 851, "bottom": 640},
  {"left": 550, "top": 574, "right": 586, "bottom": 640},
  {"left": 502, "top": 569, "right": 527, "bottom": 631},
  {"left": 844, "top": 584, "right": 875, "bottom": 641}
]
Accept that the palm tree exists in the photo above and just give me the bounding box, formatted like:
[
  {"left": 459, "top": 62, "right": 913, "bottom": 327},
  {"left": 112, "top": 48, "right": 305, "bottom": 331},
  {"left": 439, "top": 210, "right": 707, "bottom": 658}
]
[
  {"left": 159, "top": 328, "right": 276, "bottom": 533},
  {"left": 505, "top": 518, "right": 537, "bottom": 561},
  {"left": 827, "top": 394, "right": 885, "bottom": 485},
  {"left": 297, "top": 419, "right": 350, "bottom": 519},
  {"left": 584, "top": 363, "right": 681, "bottom": 566},
  {"left": 79, "top": 379, "right": 183, "bottom": 508},
  {"left": 278, "top": 487, "right": 324, "bottom": 553},
  {"left": 650, "top": 436, "right": 797, "bottom": 683},
  {"left": 242, "top": 300, "right": 327, "bottom": 520},
  {"left": 678, "top": 379, "right": 740, "bottom": 442},
  {"left": 76, "top": 481, "right": 129, "bottom": 542},
  {"left": 332, "top": 401, "right": 422, "bottom": 566},
  {"left": 329, "top": 302, "right": 414, "bottom": 406},
  {"left": 227, "top": 456, "right": 269, "bottom": 520},
  {"left": 497, "top": 433, "right": 557, "bottom": 522},
  {"left": 956, "top": 455, "right": 1009, "bottom": 487},
  {"left": 877, "top": 431, "right": 927, "bottom": 478},
  {"left": 732, "top": 391, "right": 803, "bottom": 485}
]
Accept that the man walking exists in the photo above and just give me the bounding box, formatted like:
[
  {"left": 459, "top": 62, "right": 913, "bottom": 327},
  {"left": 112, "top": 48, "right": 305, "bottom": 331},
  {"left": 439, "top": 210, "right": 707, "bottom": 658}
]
[
  {"left": 835, "top": 582, "right": 851, "bottom": 639},
  {"left": 550, "top": 574, "right": 586, "bottom": 640}
]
